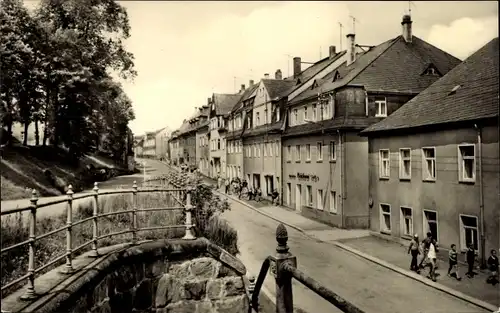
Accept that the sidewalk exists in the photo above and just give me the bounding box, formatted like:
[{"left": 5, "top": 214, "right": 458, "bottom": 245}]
[{"left": 339, "top": 235, "right": 500, "bottom": 307}]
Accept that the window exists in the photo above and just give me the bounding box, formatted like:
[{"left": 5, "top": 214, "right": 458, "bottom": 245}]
[
  {"left": 329, "top": 191, "right": 337, "bottom": 214},
  {"left": 275, "top": 141, "right": 279, "bottom": 156},
  {"left": 329, "top": 141, "right": 336, "bottom": 161},
  {"left": 375, "top": 97, "right": 387, "bottom": 117},
  {"left": 264, "top": 142, "right": 267, "bottom": 157},
  {"left": 317, "top": 142, "right": 323, "bottom": 161},
  {"left": 295, "top": 145, "right": 301, "bottom": 161},
  {"left": 286, "top": 183, "right": 291, "bottom": 205},
  {"left": 293, "top": 109, "right": 298, "bottom": 124},
  {"left": 264, "top": 108, "right": 268, "bottom": 124},
  {"left": 276, "top": 106, "right": 280, "bottom": 122},
  {"left": 400, "top": 207, "right": 413, "bottom": 237},
  {"left": 306, "top": 185, "right": 312, "bottom": 206},
  {"left": 422, "top": 147, "right": 436, "bottom": 181},
  {"left": 304, "top": 106, "right": 308, "bottom": 120},
  {"left": 328, "top": 94, "right": 334, "bottom": 118},
  {"left": 268, "top": 142, "right": 273, "bottom": 157},
  {"left": 257, "top": 144, "right": 260, "bottom": 157},
  {"left": 306, "top": 144, "right": 311, "bottom": 161},
  {"left": 319, "top": 104, "right": 324, "bottom": 120},
  {"left": 460, "top": 215, "right": 478, "bottom": 251},
  {"left": 217, "top": 139, "right": 221, "bottom": 150},
  {"left": 458, "top": 145, "right": 475, "bottom": 182},
  {"left": 256, "top": 112, "right": 260, "bottom": 126},
  {"left": 312, "top": 104, "right": 317, "bottom": 121},
  {"left": 287, "top": 145, "right": 292, "bottom": 162},
  {"left": 423, "top": 210, "right": 438, "bottom": 241},
  {"left": 399, "top": 148, "right": 411, "bottom": 179},
  {"left": 317, "top": 189, "right": 323, "bottom": 210},
  {"left": 379, "top": 149, "right": 390, "bottom": 179},
  {"left": 380, "top": 204, "right": 391, "bottom": 233},
  {"left": 254, "top": 144, "right": 257, "bottom": 157}
]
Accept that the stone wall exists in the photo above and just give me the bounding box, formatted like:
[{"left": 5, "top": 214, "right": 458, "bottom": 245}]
[
  {"left": 3, "top": 239, "right": 250, "bottom": 313},
  {"left": 73, "top": 257, "right": 248, "bottom": 313}
]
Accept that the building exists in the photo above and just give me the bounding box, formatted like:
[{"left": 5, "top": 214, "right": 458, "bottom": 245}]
[
  {"left": 143, "top": 131, "right": 157, "bottom": 158},
  {"left": 169, "top": 131, "right": 180, "bottom": 166},
  {"left": 226, "top": 81, "right": 259, "bottom": 181},
  {"left": 155, "top": 127, "right": 172, "bottom": 160},
  {"left": 361, "top": 38, "right": 499, "bottom": 264},
  {"left": 208, "top": 93, "right": 242, "bottom": 178},
  {"left": 133, "top": 135, "right": 144, "bottom": 157},
  {"left": 170, "top": 120, "right": 196, "bottom": 167},
  {"left": 188, "top": 104, "right": 210, "bottom": 173},
  {"left": 281, "top": 15, "right": 461, "bottom": 228}
]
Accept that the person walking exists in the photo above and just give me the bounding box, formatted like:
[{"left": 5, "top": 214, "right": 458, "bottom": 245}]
[
  {"left": 225, "top": 178, "right": 230, "bottom": 194},
  {"left": 419, "top": 232, "right": 433, "bottom": 269},
  {"left": 447, "top": 244, "right": 461, "bottom": 280},
  {"left": 465, "top": 244, "right": 476, "bottom": 278},
  {"left": 486, "top": 249, "right": 499, "bottom": 286},
  {"left": 217, "top": 174, "right": 222, "bottom": 190},
  {"left": 271, "top": 189, "right": 279, "bottom": 206},
  {"left": 427, "top": 240, "right": 438, "bottom": 282},
  {"left": 408, "top": 234, "right": 420, "bottom": 272}
]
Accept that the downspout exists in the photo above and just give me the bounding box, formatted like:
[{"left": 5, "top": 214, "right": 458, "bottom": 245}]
[
  {"left": 474, "top": 124, "right": 486, "bottom": 268},
  {"left": 337, "top": 130, "right": 345, "bottom": 229}
]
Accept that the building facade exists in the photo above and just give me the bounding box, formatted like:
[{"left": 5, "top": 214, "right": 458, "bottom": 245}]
[
  {"left": 155, "top": 127, "right": 171, "bottom": 160},
  {"left": 194, "top": 105, "right": 210, "bottom": 176},
  {"left": 143, "top": 132, "right": 156, "bottom": 157},
  {"left": 362, "top": 38, "right": 499, "bottom": 263},
  {"left": 208, "top": 93, "right": 242, "bottom": 178},
  {"left": 281, "top": 15, "right": 461, "bottom": 228}
]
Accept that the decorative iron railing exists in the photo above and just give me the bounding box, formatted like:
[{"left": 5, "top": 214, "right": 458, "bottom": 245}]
[
  {"left": 249, "top": 224, "right": 365, "bottom": 313},
  {"left": 0, "top": 178, "right": 195, "bottom": 300}
]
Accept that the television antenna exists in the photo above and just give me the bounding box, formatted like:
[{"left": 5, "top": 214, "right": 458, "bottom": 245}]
[
  {"left": 338, "top": 22, "right": 343, "bottom": 50},
  {"left": 349, "top": 15, "right": 360, "bottom": 34}
]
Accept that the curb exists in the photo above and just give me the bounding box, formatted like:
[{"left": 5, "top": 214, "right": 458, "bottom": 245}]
[{"left": 213, "top": 191, "right": 498, "bottom": 313}]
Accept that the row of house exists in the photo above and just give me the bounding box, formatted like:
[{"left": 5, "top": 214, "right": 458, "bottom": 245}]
[
  {"left": 133, "top": 127, "right": 171, "bottom": 160},
  {"left": 169, "top": 15, "right": 499, "bottom": 264}
]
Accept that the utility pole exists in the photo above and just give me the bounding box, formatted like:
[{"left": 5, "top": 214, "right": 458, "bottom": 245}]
[{"left": 338, "top": 22, "right": 343, "bottom": 51}]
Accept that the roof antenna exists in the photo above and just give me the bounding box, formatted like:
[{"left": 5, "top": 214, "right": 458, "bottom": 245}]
[
  {"left": 349, "top": 15, "right": 359, "bottom": 34},
  {"left": 338, "top": 22, "right": 343, "bottom": 51}
]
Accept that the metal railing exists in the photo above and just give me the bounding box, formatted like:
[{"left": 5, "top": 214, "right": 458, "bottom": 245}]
[
  {"left": 249, "top": 224, "right": 365, "bottom": 313},
  {"left": 0, "top": 177, "right": 195, "bottom": 300}
]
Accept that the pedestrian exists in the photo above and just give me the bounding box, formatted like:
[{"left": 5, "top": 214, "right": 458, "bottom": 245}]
[
  {"left": 486, "top": 249, "right": 499, "bottom": 286},
  {"left": 225, "top": 178, "right": 230, "bottom": 194},
  {"left": 427, "top": 240, "right": 438, "bottom": 282},
  {"left": 255, "top": 187, "right": 262, "bottom": 202},
  {"left": 408, "top": 234, "right": 420, "bottom": 272},
  {"left": 465, "top": 244, "right": 476, "bottom": 278},
  {"left": 217, "top": 174, "right": 222, "bottom": 190},
  {"left": 271, "top": 189, "right": 279, "bottom": 205},
  {"left": 447, "top": 244, "right": 461, "bottom": 280},
  {"left": 419, "top": 232, "right": 433, "bottom": 269}
]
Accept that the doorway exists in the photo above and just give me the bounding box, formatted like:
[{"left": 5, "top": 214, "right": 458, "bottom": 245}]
[
  {"left": 295, "top": 184, "right": 302, "bottom": 212},
  {"left": 286, "top": 183, "right": 291, "bottom": 206},
  {"left": 253, "top": 174, "right": 261, "bottom": 190}
]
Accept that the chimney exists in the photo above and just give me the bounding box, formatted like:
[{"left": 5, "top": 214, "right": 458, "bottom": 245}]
[
  {"left": 240, "top": 84, "right": 246, "bottom": 93},
  {"left": 401, "top": 14, "right": 412, "bottom": 43},
  {"left": 264, "top": 73, "right": 270, "bottom": 79},
  {"left": 275, "top": 69, "right": 282, "bottom": 80},
  {"left": 293, "top": 57, "right": 301, "bottom": 78},
  {"left": 249, "top": 79, "right": 254, "bottom": 86},
  {"left": 329, "top": 46, "right": 336, "bottom": 58},
  {"left": 346, "top": 34, "right": 356, "bottom": 66}
]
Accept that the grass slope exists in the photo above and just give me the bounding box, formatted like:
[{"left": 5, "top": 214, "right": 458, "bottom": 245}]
[{"left": 1, "top": 144, "right": 127, "bottom": 200}]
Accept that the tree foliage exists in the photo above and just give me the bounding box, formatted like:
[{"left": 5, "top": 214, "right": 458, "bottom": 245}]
[{"left": 0, "top": 0, "right": 136, "bottom": 162}]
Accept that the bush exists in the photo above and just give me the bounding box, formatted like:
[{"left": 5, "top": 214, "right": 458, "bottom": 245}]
[{"left": 1, "top": 180, "right": 239, "bottom": 297}]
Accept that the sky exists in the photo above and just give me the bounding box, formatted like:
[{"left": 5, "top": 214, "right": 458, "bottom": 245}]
[{"left": 25, "top": 1, "right": 499, "bottom": 135}]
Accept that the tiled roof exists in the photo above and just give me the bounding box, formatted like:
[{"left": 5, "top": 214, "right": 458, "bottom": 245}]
[
  {"left": 262, "top": 79, "right": 298, "bottom": 100},
  {"left": 242, "top": 121, "right": 283, "bottom": 138},
  {"left": 290, "top": 35, "right": 462, "bottom": 105},
  {"left": 231, "top": 84, "right": 259, "bottom": 114},
  {"left": 214, "top": 94, "right": 243, "bottom": 116},
  {"left": 284, "top": 117, "right": 382, "bottom": 137},
  {"left": 362, "top": 37, "right": 499, "bottom": 134}
]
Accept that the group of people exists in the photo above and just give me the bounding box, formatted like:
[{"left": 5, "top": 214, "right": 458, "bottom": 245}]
[
  {"left": 215, "top": 174, "right": 280, "bottom": 205},
  {"left": 408, "top": 232, "right": 499, "bottom": 286}
]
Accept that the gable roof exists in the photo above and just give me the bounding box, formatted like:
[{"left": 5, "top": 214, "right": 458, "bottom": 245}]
[
  {"left": 290, "top": 35, "right": 462, "bottom": 105},
  {"left": 230, "top": 83, "right": 259, "bottom": 114},
  {"left": 262, "top": 79, "right": 298, "bottom": 100},
  {"left": 362, "top": 37, "right": 499, "bottom": 134},
  {"left": 213, "top": 93, "right": 242, "bottom": 116}
]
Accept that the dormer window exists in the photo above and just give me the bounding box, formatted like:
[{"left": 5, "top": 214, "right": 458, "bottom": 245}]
[
  {"left": 375, "top": 97, "right": 387, "bottom": 117},
  {"left": 422, "top": 64, "right": 440, "bottom": 76}
]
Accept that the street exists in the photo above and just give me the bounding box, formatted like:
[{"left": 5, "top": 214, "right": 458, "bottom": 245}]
[{"left": 141, "top": 159, "right": 489, "bottom": 313}]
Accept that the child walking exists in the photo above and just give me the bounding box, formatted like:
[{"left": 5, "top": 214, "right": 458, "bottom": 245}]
[
  {"left": 447, "top": 244, "right": 461, "bottom": 280},
  {"left": 487, "top": 249, "right": 499, "bottom": 286}
]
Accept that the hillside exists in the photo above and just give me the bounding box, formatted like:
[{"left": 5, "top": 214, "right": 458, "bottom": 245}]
[{"left": 1, "top": 143, "right": 131, "bottom": 201}]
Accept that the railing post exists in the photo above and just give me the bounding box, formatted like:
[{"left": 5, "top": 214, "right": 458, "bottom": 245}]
[
  {"left": 62, "top": 185, "right": 75, "bottom": 274},
  {"left": 131, "top": 181, "right": 138, "bottom": 245},
  {"left": 247, "top": 274, "right": 256, "bottom": 307},
  {"left": 20, "top": 190, "right": 38, "bottom": 300},
  {"left": 275, "top": 224, "right": 297, "bottom": 313},
  {"left": 182, "top": 187, "right": 196, "bottom": 240},
  {"left": 90, "top": 182, "right": 99, "bottom": 257}
]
